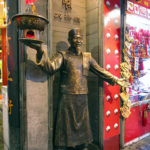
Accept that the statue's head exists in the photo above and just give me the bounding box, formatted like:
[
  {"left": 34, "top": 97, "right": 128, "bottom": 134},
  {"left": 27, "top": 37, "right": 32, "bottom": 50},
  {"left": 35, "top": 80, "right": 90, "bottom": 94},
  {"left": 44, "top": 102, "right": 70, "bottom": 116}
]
[{"left": 68, "top": 28, "right": 83, "bottom": 50}]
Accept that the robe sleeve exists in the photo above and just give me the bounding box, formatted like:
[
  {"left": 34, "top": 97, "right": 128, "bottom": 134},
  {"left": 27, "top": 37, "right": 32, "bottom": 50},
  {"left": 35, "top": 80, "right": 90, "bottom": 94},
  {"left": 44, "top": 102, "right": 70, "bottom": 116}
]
[
  {"left": 89, "top": 56, "right": 118, "bottom": 85},
  {"left": 35, "top": 50, "right": 63, "bottom": 75}
]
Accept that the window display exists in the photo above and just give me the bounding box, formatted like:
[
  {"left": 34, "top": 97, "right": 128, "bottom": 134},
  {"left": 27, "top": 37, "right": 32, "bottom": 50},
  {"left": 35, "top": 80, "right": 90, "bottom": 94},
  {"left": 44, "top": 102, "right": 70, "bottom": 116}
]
[{"left": 125, "top": 1, "right": 150, "bottom": 103}]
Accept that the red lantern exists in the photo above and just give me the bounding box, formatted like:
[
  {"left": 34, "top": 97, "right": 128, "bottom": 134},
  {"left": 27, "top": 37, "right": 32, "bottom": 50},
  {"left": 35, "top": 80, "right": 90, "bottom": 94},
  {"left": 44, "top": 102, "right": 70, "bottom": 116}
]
[{"left": 26, "top": 0, "right": 37, "bottom": 4}]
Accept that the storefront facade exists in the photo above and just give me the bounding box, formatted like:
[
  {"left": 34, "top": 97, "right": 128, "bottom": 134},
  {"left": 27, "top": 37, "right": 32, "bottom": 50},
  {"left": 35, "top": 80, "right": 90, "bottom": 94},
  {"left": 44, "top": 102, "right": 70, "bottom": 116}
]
[
  {"left": 123, "top": 0, "right": 150, "bottom": 146},
  {"left": 4, "top": 0, "right": 150, "bottom": 150}
]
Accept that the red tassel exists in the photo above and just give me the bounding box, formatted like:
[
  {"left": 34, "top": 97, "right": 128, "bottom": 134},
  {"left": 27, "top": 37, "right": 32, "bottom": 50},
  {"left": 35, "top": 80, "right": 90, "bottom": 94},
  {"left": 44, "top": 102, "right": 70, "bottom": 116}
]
[{"left": 143, "top": 110, "right": 148, "bottom": 126}]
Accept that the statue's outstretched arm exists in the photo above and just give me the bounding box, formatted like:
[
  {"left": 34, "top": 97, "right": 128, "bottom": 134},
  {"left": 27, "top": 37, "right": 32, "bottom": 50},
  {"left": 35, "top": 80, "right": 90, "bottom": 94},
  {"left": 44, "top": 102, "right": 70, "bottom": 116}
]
[{"left": 90, "top": 57, "right": 130, "bottom": 87}]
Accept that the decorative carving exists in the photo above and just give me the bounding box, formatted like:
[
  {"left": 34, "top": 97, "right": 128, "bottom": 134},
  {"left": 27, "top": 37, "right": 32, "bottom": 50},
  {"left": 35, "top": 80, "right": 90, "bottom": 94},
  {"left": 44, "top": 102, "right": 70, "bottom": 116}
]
[
  {"left": 73, "top": 17, "right": 80, "bottom": 24},
  {"left": 120, "top": 100, "right": 131, "bottom": 118},
  {"left": 64, "top": 14, "right": 72, "bottom": 22},
  {"left": 54, "top": 13, "right": 63, "bottom": 20},
  {"left": 62, "top": 0, "right": 72, "bottom": 10}
]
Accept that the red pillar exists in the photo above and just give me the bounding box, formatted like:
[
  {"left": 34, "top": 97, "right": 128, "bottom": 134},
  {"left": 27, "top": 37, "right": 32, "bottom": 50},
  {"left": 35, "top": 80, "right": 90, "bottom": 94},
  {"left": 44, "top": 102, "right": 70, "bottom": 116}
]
[{"left": 104, "top": 0, "right": 121, "bottom": 149}]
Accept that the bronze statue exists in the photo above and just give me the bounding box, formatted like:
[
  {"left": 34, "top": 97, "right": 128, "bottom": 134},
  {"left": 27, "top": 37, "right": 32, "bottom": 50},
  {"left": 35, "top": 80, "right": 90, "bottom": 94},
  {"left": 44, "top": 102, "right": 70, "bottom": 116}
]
[{"left": 26, "top": 28, "right": 129, "bottom": 150}]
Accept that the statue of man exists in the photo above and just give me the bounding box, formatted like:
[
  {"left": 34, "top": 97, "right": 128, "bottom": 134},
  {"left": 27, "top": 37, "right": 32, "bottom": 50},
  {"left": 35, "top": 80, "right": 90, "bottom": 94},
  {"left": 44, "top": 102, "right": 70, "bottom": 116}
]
[{"left": 26, "top": 28, "right": 129, "bottom": 150}]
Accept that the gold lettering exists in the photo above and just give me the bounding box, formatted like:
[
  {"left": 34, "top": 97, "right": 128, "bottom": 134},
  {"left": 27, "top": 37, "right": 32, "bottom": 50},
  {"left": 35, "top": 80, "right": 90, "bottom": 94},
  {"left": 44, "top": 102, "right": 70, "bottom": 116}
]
[
  {"left": 8, "top": 37, "right": 12, "bottom": 40},
  {"left": 8, "top": 100, "right": 13, "bottom": 115},
  {"left": 7, "top": 69, "right": 13, "bottom": 82},
  {"left": 8, "top": 78, "right": 13, "bottom": 82}
]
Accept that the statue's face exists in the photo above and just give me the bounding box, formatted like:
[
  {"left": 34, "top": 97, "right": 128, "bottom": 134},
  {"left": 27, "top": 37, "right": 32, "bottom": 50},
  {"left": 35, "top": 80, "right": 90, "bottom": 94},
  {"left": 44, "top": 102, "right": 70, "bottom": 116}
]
[{"left": 71, "top": 34, "right": 83, "bottom": 49}]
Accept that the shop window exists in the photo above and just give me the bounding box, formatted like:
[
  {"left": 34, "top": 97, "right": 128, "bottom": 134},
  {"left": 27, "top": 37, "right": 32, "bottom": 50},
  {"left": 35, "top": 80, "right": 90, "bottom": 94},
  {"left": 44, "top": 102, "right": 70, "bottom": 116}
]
[{"left": 125, "top": 0, "right": 150, "bottom": 103}]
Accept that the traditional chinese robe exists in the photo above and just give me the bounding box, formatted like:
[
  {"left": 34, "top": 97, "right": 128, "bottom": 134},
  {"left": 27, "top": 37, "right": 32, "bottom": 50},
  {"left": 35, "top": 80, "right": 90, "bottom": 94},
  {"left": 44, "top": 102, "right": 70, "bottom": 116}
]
[{"left": 36, "top": 48, "right": 118, "bottom": 147}]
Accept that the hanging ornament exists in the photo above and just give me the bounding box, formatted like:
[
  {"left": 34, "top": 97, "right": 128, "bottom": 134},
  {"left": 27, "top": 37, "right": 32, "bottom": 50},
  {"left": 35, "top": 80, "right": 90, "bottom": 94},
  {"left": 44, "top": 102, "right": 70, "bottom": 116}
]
[{"left": 26, "top": 0, "right": 37, "bottom": 4}]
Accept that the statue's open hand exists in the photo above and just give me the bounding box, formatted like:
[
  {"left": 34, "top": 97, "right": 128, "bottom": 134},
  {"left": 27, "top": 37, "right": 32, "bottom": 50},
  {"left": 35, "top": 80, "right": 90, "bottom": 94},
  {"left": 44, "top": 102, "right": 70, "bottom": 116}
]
[
  {"left": 24, "top": 41, "right": 42, "bottom": 52},
  {"left": 116, "top": 78, "right": 130, "bottom": 88}
]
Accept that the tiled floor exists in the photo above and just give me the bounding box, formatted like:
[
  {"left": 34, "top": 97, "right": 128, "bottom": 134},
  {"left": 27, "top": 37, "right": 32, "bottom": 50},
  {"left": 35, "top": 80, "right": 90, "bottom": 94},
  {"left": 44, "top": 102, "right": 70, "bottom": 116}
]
[
  {"left": 0, "top": 98, "right": 150, "bottom": 150},
  {"left": 122, "top": 136, "right": 150, "bottom": 150}
]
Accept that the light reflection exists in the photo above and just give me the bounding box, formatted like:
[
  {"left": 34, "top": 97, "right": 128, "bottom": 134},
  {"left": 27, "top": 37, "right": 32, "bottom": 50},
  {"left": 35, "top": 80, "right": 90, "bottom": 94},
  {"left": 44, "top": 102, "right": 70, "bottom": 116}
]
[
  {"left": 0, "top": 1, "right": 4, "bottom": 5},
  {"left": 104, "top": 9, "right": 120, "bottom": 26}
]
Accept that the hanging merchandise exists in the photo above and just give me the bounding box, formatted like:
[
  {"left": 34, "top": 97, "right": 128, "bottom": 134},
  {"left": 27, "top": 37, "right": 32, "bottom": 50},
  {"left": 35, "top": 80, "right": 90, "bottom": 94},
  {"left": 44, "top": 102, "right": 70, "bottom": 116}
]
[
  {"left": 120, "top": 99, "right": 131, "bottom": 118},
  {"left": 134, "top": 56, "right": 139, "bottom": 71},
  {"left": 120, "top": 62, "right": 131, "bottom": 80},
  {"left": 120, "top": 26, "right": 132, "bottom": 118}
]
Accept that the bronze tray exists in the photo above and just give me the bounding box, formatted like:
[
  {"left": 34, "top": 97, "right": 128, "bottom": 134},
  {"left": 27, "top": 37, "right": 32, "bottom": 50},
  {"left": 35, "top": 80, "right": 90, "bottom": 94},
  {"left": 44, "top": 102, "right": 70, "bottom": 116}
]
[
  {"left": 12, "top": 13, "right": 49, "bottom": 31},
  {"left": 19, "top": 38, "right": 43, "bottom": 44}
]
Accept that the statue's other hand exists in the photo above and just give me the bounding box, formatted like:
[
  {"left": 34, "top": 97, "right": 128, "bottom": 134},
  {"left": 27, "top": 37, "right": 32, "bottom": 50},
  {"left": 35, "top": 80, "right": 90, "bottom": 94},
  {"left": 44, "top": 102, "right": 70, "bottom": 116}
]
[{"left": 116, "top": 78, "right": 130, "bottom": 88}]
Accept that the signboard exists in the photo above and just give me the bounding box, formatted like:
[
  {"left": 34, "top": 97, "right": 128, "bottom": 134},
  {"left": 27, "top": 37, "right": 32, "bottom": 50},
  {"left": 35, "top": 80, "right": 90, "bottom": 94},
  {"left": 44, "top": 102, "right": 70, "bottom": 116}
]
[{"left": 127, "top": 0, "right": 150, "bottom": 19}]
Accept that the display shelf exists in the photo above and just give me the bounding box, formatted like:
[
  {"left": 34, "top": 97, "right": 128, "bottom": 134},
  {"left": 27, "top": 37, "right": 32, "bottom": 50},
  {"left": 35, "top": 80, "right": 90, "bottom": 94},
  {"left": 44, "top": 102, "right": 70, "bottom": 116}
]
[{"left": 131, "top": 99, "right": 150, "bottom": 107}]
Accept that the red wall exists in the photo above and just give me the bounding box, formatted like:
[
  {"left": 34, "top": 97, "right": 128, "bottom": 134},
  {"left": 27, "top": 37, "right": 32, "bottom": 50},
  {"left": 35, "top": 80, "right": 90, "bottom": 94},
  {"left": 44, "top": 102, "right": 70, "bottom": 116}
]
[{"left": 125, "top": 104, "right": 150, "bottom": 143}]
